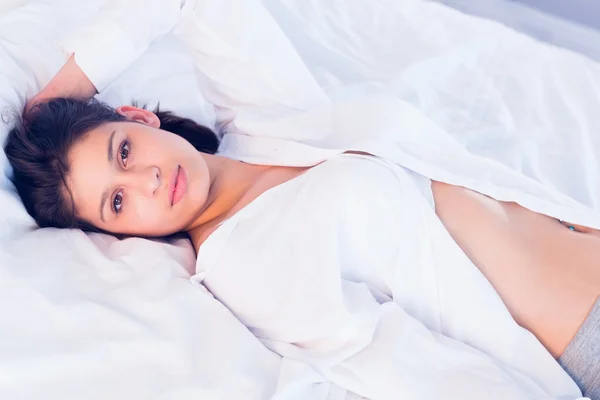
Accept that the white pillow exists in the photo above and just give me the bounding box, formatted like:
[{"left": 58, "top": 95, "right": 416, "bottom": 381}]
[{"left": 0, "top": 2, "right": 331, "bottom": 399}]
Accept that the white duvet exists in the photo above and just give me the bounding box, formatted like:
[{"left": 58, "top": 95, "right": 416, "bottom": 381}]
[
  {"left": 0, "top": 2, "right": 334, "bottom": 400},
  {"left": 1, "top": 0, "right": 600, "bottom": 399}
]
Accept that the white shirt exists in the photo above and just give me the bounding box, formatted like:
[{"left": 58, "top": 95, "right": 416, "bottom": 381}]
[
  {"left": 192, "top": 154, "right": 577, "bottom": 399},
  {"left": 59, "top": 0, "right": 599, "bottom": 398}
]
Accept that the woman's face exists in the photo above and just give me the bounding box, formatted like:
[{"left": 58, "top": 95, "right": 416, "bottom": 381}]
[{"left": 67, "top": 106, "right": 211, "bottom": 237}]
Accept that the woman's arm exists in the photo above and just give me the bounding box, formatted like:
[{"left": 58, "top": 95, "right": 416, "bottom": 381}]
[
  {"left": 25, "top": 55, "right": 96, "bottom": 112},
  {"left": 26, "top": 0, "right": 189, "bottom": 110}
]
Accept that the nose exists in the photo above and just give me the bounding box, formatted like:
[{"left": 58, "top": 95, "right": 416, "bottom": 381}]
[{"left": 122, "top": 166, "right": 161, "bottom": 197}]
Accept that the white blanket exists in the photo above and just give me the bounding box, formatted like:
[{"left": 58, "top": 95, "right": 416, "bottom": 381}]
[
  {"left": 2, "top": 0, "right": 600, "bottom": 398},
  {"left": 0, "top": 2, "right": 337, "bottom": 399},
  {"left": 187, "top": 0, "right": 600, "bottom": 214}
]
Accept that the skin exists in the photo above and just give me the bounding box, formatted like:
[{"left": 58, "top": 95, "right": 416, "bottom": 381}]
[
  {"left": 41, "top": 56, "right": 599, "bottom": 367},
  {"left": 26, "top": 55, "right": 97, "bottom": 112},
  {"left": 432, "top": 182, "right": 600, "bottom": 358},
  {"left": 67, "top": 106, "right": 308, "bottom": 240},
  {"left": 66, "top": 112, "right": 599, "bottom": 359}
]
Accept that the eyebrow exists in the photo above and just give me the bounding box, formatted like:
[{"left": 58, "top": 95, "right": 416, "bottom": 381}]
[{"left": 99, "top": 130, "right": 117, "bottom": 223}]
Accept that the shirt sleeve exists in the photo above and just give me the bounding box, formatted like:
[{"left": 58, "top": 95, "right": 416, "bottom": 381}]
[{"left": 60, "top": 0, "right": 191, "bottom": 92}]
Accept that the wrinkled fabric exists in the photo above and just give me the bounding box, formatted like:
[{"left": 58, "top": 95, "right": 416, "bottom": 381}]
[
  {"left": 193, "top": 154, "right": 583, "bottom": 399},
  {"left": 4, "top": 0, "right": 600, "bottom": 398}
]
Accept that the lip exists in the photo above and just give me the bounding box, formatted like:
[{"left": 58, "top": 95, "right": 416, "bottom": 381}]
[
  {"left": 167, "top": 166, "right": 178, "bottom": 206},
  {"left": 168, "top": 165, "right": 187, "bottom": 206}
]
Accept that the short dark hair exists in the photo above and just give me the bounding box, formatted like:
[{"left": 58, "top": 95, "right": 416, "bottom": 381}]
[{"left": 3, "top": 97, "right": 219, "bottom": 232}]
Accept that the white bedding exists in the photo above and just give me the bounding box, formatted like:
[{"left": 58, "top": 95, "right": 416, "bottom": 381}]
[
  {"left": 2, "top": 0, "right": 600, "bottom": 399},
  {"left": 432, "top": 0, "right": 600, "bottom": 62},
  {"left": 0, "top": 2, "right": 335, "bottom": 400}
]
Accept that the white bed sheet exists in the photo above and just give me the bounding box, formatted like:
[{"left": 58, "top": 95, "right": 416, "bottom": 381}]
[
  {"left": 433, "top": 0, "right": 600, "bottom": 62},
  {"left": 0, "top": 2, "right": 337, "bottom": 400},
  {"left": 3, "top": 0, "right": 600, "bottom": 399}
]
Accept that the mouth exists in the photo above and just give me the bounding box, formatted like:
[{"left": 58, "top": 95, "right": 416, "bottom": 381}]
[{"left": 168, "top": 165, "right": 187, "bottom": 206}]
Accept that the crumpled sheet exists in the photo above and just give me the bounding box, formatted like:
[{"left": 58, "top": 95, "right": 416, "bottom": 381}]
[
  {"left": 0, "top": 1, "right": 340, "bottom": 399},
  {"left": 2, "top": 0, "right": 600, "bottom": 398}
]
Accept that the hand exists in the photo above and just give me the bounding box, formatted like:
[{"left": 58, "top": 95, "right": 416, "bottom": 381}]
[{"left": 25, "top": 54, "right": 97, "bottom": 113}]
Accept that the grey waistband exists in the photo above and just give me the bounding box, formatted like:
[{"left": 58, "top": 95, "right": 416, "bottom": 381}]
[{"left": 559, "top": 296, "right": 600, "bottom": 400}]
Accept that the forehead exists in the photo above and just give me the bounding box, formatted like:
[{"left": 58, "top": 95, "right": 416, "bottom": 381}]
[
  {"left": 68, "top": 122, "right": 116, "bottom": 175},
  {"left": 66, "top": 123, "right": 117, "bottom": 224},
  {"left": 70, "top": 121, "right": 116, "bottom": 154}
]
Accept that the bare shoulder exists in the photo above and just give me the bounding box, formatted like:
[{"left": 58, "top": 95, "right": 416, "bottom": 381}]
[
  {"left": 188, "top": 224, "right": 219, "bottom": 254},
  {"left": 188, "top": 228, "right": 202, "bottom": 254}
]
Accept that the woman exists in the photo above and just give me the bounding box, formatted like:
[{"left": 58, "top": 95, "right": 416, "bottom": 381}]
[
  {"left": 4, "top": 1, "right": 600, "bottom": 399},
  {"left": 6, "top": 88, "right": 600, "bottom": 400}
]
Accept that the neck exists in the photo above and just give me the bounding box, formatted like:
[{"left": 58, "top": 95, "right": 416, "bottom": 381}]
[{"left": 185, "top": 153, "right": 269, "bottom": 232}]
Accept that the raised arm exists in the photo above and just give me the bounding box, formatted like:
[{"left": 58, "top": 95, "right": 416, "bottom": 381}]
[
  {"left": 25, "top": 55, "right": 96, "bottom": 111},
  {"left": 27, "top": 0, "right": 190, "bottom": 111}
]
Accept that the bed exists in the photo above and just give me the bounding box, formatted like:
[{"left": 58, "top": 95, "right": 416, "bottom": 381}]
[
  {"left": 0, "top": 2, "right": 338, "bottom": 399},
  {"left": 1, "top": 0, "right": 599, "bottom": 399},
  {"left": 434, "top": 0, "right": 600, "bottom": 62}
]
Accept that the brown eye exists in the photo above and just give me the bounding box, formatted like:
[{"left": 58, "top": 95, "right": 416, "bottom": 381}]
[
  {"left": 113, "top": 191, "right": 124, "bottom": 214},
  {"left": 120, "top": 141, "right": 130, "bottom": 167}
]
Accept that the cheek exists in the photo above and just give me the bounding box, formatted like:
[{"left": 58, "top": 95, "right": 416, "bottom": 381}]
[
  {"left": 187, "top": 176, "right": 209, "bottom": 203},
  {"left": 187, "top": 161, "right": 211, "bottom": 199},
  {"left": 123, "top": 196, "right": 188, "bottom": 236},
  {"left": 179, "top": 176, "right": 209, "bottom": 223},
  {"left": 126, "top": 197, "right": 169, "bottom": 227}
]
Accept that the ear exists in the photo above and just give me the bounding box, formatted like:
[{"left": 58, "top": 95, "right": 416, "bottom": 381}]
[{"left": 116, "top": 105, "right": 160, "bottom": 128}]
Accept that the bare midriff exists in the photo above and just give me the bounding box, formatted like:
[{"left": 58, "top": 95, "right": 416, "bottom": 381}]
[{"left": 432, "top": 181, "right": 600, "bottom": 358}]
